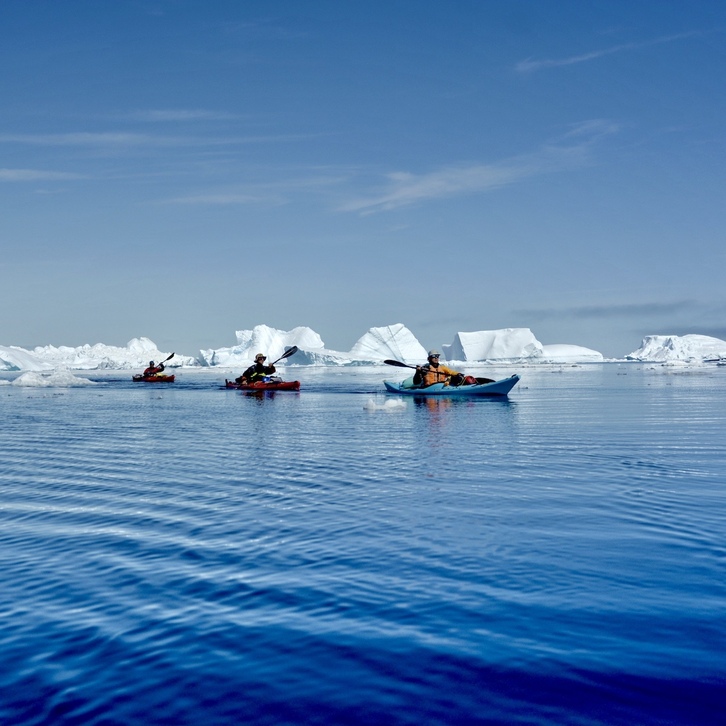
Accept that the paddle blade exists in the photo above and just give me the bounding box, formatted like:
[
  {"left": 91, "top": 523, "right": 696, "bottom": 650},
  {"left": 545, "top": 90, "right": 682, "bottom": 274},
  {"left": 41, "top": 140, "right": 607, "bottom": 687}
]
[
  {"left": 271, "top": 346, "right": 299, "bottom": 365},
  {"left": 383, "top": 359, "right": 413, "bottom": 368}
]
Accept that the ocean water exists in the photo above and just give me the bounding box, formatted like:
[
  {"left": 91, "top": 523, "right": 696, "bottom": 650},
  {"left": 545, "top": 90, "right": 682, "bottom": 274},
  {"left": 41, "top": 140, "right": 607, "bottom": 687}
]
[{"left": 1, "top": 364, "right": 725, "bottom": 725}]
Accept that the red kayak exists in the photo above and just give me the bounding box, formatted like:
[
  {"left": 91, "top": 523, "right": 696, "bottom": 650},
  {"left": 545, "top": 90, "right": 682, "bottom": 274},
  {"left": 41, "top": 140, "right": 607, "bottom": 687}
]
[
  {"left": 133, "top": 374, "right": 176, "bottom": 383},
  {"left": 225, "top": 379, "right": 300, "bottom": 391}
]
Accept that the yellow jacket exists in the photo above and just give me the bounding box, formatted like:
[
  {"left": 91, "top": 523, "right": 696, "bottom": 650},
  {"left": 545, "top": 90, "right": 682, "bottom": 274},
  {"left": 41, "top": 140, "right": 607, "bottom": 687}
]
[{"left": 417, "top": 363, "right": 459, "bottom": 387}]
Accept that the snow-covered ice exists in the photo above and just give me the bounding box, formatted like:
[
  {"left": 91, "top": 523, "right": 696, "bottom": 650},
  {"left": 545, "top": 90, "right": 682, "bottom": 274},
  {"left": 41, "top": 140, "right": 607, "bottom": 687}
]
[
  {"left": 3, "top": 323, "right": 726, "bottom": 371},
  {"left": 27, "top": 337, "right": 195, "bottom": 370},
  {"left": 0, "top": 346, "right": 55, "bottom": 372},
  {"left": 11, "top": 370, "right": 97, "bottom": 387},
  {"left": 626, "top": 335, "right": 726, "bottom": 364}
]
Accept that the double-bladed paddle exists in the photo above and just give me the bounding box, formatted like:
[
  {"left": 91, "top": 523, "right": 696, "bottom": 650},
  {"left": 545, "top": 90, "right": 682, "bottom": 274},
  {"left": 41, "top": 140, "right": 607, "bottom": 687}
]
[
  {"left": 270, "top": 346, "right": 298, "bottom": 366},
  {"left": 382, "top": 358, "right": 494, "bottom": 385}
]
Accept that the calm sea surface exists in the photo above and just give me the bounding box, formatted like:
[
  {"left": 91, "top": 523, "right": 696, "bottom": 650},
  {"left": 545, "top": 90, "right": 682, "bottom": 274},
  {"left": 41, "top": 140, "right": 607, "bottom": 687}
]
[{"left": 1, "top": 364, "right": 725, "bottom": 725}]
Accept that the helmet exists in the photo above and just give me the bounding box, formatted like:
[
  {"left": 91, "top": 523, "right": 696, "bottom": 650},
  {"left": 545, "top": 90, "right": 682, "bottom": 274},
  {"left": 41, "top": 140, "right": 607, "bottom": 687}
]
[
  {"left": 255, "top": 353, "right": 266, "bottom": 361},
  {"left": 149, "top": 360, "right": 155, "bottom": 366},
  {"left": 427, "top": 350, "right": 440, "bottom": 358}
]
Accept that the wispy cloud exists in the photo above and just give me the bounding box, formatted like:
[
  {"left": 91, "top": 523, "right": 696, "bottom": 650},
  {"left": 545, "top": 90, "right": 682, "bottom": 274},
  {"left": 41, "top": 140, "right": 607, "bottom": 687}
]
[
  {"left": 164, "top": 192, "right": 282, "bottom": 206},
  {"left": 124, "top": 109, "right": 241, "bottom": 122},
  {"left": 0, "top": 168, "right": 83, "bottom": 181},
  {"left": 0, "top": 132, "right": 164, "bottom": 146},
  {"left": 516, "top": 300, "right": 698, "bottom": 321},
  {"left": 339, "top": 120, "right": 618, "bottom": 213},
  {"left": 515, "top": 31, "right": 705, "bottom": 73},
  {"left": 0, "top": 131, "right": 316, "bottom": 149},
  {"left": 162, "top": 172, "right": 347, "bottom": 207}
]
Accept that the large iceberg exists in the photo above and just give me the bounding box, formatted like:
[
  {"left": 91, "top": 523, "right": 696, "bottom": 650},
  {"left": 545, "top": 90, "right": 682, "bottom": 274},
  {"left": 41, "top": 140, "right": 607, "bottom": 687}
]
[
  {"left": 199, "top": 325, "right": 330, "bottom": 367},
  {"left": 540, "top": 344, "right": 604, "bottom": 363},
  {"left": 0, "top": 345, "right": 54, "bottom": 372},
  {"left": 199, "top": 323, "right": 426, "bottom": 367},
  {"left": 626, "top": 334, "right": 726, "bottom": 364},
  {"left": 443, "top": 328, "right": 544, "bottom": 362},
  {"left": 27, "top": 337, "right": 195, "bottom": 370},
  {"left": 348, "top": 323, "right": 427, "bottom": 363}
]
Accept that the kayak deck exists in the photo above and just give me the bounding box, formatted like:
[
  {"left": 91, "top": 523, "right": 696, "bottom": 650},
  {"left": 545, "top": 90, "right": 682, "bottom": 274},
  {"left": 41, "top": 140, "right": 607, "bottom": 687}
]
[{"left": 384, "top": 374, "right": 519, "bottom": 396}]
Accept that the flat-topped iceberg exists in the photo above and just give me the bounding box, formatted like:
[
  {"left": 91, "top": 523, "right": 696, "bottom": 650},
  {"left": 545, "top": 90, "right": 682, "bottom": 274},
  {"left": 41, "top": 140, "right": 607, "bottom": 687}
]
[
  {"left": 626, "top": 334, "right": 726, "bottom": 364},
  {"left": 442, "top": 328, "right": 604, "bottom": 363},
  {"left": 443, "top": 328, "right": 543, "bottom": 362}
]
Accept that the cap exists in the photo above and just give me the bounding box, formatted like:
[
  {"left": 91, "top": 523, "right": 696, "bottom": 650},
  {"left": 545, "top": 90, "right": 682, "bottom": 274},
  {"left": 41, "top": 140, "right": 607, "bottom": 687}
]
[
  {"left": 427, "top": 349, "right": 440, "bottom": 357},
  {"left": 255, "top": 353, "right": 266, "bottom": 361}
]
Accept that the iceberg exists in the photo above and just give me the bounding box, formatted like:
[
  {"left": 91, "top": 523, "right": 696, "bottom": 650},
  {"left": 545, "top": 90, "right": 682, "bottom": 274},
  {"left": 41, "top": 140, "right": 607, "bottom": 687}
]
[
  {"left": 199, "top": 323, "right": 427, "bottom": 367},
  {"left": 443, "top": 328, "right": 544, "bottom": 362},
  {"left": 626, "top": 334, "right": 726, "bottom": 364},
  {"left": 348, "top": 324, "right": 427, "bottom": 363},
  {"left": 199, "top": 325, "right": 328, "bottom": 367},
  {"left": 0, "top": 345, "right": 55, "bottom": 372},
  {"left": 12, "top": 370, "right": 97, "bottom": 387},
  {"left": 28, "top": 338, "right": 196, "bottom": 370},
  {"left": 442, "top": 329, "right": 604, "bottom": 363},
  {"left": 540, "top": 344, "right": 604, "bottom": 363}
]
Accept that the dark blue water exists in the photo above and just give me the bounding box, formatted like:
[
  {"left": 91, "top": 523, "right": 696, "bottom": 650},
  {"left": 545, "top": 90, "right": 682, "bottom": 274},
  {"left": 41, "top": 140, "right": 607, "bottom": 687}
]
[{"left": 1, "top": 364, "right": 725, "bottom": 725}]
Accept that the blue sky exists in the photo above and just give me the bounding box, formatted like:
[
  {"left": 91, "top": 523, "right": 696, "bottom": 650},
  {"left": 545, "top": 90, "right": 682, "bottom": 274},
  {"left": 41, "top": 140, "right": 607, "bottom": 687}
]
[{"left": 1, "top": 1, "right": 724, "bottom": 358}]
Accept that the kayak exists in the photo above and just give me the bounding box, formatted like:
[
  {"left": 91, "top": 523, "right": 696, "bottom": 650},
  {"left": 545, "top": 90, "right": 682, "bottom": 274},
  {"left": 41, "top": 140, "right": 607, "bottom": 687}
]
[
  {"left": 384, "top": 374, "right": 519, "bottom": 397},
  {"left": 133, "top": 374, "right": 175, "bottom": 383},
  {"left": 225, "top": 379, "right": 300, "bottom": 391}
]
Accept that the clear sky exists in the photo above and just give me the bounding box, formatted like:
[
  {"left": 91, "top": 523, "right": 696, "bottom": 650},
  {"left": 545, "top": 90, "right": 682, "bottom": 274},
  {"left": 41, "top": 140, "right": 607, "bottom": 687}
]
[{"left": 1, "top": 1, "right": 724, "bottom": 358}]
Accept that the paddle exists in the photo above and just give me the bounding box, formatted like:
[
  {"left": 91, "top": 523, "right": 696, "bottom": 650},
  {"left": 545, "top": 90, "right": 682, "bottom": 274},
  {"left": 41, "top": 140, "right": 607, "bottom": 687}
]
[
  {"left": 383, "top": 359, "right": 417, "bottom": 370},
  {"left": 270, "top": 345, "right": 298, "bottom": 366},
  {"left": 382, "top": 359, "right": 494, "bottom": 385}
]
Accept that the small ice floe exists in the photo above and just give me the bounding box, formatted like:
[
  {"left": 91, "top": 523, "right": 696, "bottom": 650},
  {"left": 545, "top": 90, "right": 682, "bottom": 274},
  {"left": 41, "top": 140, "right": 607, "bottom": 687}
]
[
  {"left": 364, "top": 398, "right": 406, "bottom": 412},
  {"left": 12, "top": 370, "right": 97, "bottom": 387}
]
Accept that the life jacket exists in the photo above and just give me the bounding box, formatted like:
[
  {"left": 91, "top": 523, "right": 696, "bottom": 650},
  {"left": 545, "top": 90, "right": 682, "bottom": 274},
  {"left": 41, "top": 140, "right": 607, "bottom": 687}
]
[{"left": 418, "top": 363, "right": 459, "bottom": 387}]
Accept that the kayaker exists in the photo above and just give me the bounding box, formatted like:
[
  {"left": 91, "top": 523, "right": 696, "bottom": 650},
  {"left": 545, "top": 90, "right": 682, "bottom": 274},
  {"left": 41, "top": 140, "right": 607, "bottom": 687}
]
[
  {"left": 414, "top": 350, "right": 463, "bottom": 387},
  {"left": 236, "top": 353, "right": 277, "bottom": 384},
  {"left": 143, "top": 360, "right": 166, "bottom": 377}
]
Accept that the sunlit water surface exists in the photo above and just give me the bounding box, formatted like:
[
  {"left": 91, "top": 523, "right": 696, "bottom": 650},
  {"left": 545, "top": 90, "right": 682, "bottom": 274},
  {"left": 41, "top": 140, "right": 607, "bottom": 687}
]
[{"left": 1, "top": 364, "right": 725, "bottom": 725}]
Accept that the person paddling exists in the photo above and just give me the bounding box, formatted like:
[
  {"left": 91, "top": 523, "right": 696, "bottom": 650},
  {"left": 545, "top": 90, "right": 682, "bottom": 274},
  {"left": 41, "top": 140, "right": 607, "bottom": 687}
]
[
  {"left": 236, "top": 353, "right": 277, "bottom": 385},
  {"left": 414, "top": 350, "right": 462, "bottom": 387},
  {"left": 143, "top": 359, "right": 166, "bottom": 377}
]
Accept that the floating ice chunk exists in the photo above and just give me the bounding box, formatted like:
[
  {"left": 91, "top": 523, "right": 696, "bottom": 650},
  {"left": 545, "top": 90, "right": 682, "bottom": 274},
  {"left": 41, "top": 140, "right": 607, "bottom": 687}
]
[
  {"left": 364, "top": 398, "right": 407, "bottom": 412},
  {"left": 12, "top": 370, "right": 97, "bottom": 387}
]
